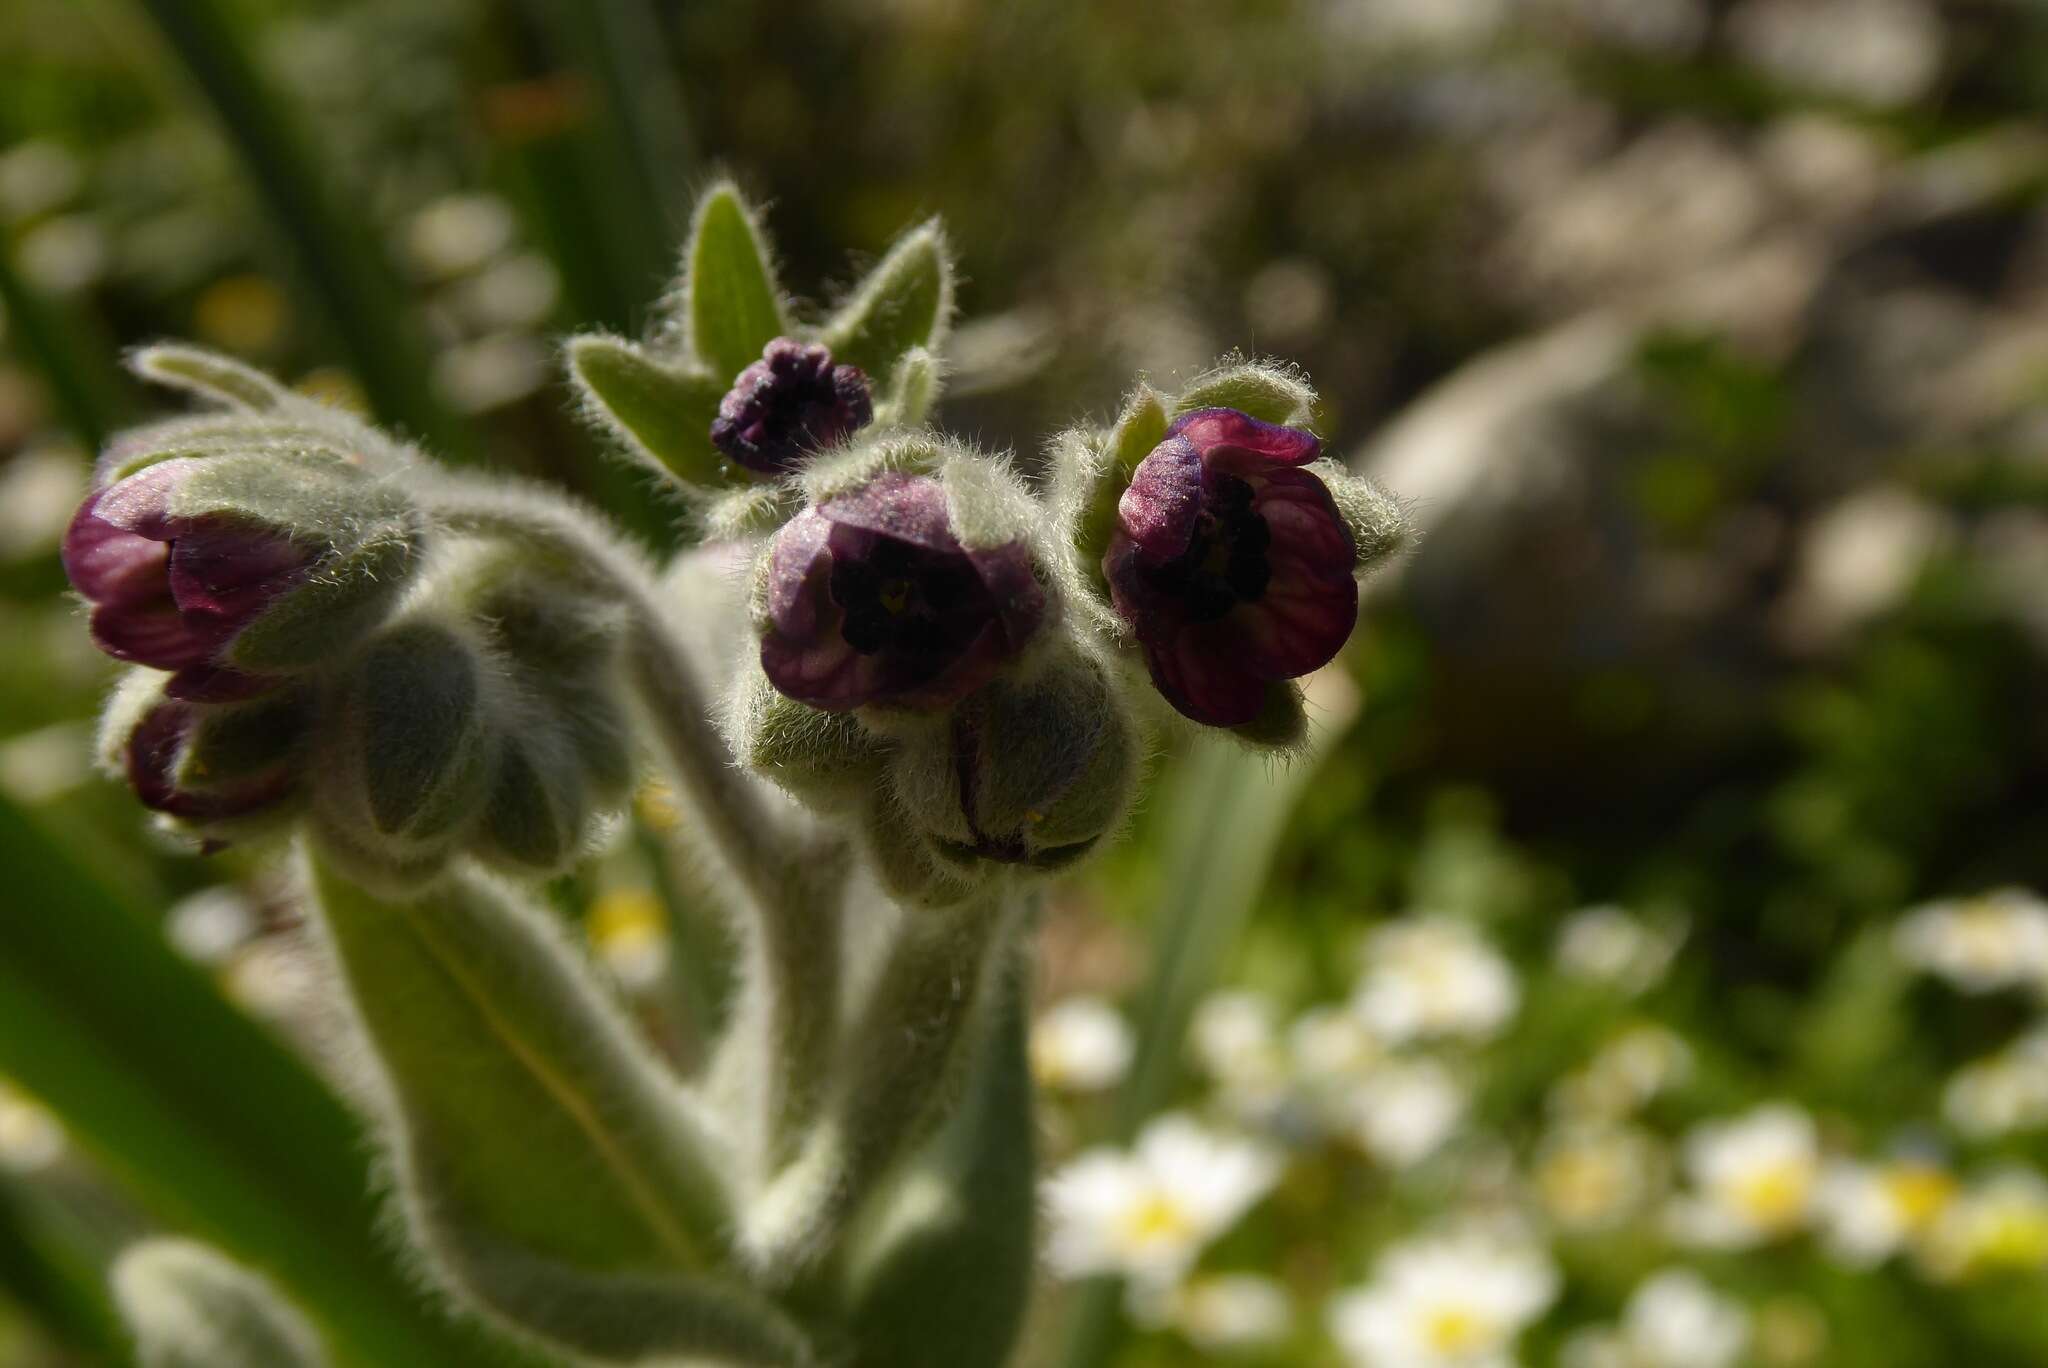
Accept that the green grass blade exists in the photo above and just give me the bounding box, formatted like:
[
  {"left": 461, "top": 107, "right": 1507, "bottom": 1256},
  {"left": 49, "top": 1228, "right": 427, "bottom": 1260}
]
[
  {"left": 0, "top": 241, "right": 129, "bottom": 450},
  {"left": 129, "top": 0, "right": 471, "bottom": 460},
  {"left": 1053, "top": 721, "right": 1354, "bottom": 1368},
  {"left": 0, "top": 796, "right": 533, "bottom": 1368}
]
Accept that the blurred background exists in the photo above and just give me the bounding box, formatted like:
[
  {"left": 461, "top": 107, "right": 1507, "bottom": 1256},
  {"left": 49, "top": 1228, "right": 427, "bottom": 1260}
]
[{"left": 5, "top": 0, "right": 2048, "bottom": 1364}]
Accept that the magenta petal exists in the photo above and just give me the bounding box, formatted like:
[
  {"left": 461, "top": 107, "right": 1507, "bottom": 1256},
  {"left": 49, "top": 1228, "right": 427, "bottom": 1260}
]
[
  {"left": 965, "top": 541, "right": 1048, "bottom": 653},
  {"left": 1142, "top": 623, "right": 1271, "bottom": 727},
  {"left": 818, "top": 471, "right": 961, "bottom": 552},
  {"left": 764, "top": 508, "right": 836, "bottom": 641},
  {"left": 90, "top": 599, "right": 220, "bottom": 670},
  {"left": 1236, "top": 571, "right": 1357, "bottom": 680},
  {"left": 1255, "top": 468, "right": 1355, "bottom": 581},
  {"left": 89, "top": 459, "right": 199, "bottom": 539},
  {"left": 760, "top": 630, "right": 879, "bottom": 710},
  {"left": 1117, "top": 437, "right": 1204, "bottom": 561},
  {"left": 125, "top": 701, "right": 193, "bottom": 812},
  {"left": 63, "top": 496, "right": 171, "bottom": 606},
  {"left": 1167, "top": 407, "right": 1321, "bottom": 469}
]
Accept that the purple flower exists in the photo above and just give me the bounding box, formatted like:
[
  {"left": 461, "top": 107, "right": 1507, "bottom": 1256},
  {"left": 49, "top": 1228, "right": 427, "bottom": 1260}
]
[
  {"left": 1104, "top": 408, "right": 1357, "bottom": 727},
  {"left": 760, "top": 472, "right": 1045, "bottom": 710},
  {"left": 710, "top": 339, "right": 873, "bottom": 475},
  {"left": 122, "top": 698, "right": 296, "bottom": 824},
  {"left": 62, "top": 459, "right": 315, "bottom": 701}
]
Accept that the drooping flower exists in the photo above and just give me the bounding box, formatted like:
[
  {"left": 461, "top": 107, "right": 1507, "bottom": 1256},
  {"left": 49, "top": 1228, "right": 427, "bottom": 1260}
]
[
  {"left": 63, "top": 459, "right": 317, "bottom": 699},
  {"left": 1043, "top": 1113, "right": 1280, "bottom": 1290},
  {"left": 710, "top": 338, "right": 873, "bottom": 475},
  {"left": 1104, "top": 407, "right": 1356, "bottom": 726},
  {"left": 759, "top": 471, "right": 1044, "bottom": 710},
  {"left": 1328, "top": 1228, "right": 1559, "bottom": 1368}
]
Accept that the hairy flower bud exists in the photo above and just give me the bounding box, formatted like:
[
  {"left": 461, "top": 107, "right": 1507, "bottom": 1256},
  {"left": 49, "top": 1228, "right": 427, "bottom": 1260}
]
[
  {"left": 63, "top": 447, "right": 421, "bottom": 701},
  {"left": 97, "top": 670, "right": 309, "bottom": 840},
  {"left": 1104, "top": 408, "right": 1357, "bottom": 727},
  {"left": 760, "top": 471, "right": 1045, "bottom": 711},
  {"left": 710, "top": 338, "right": 873, "bottom": 476},
  {"left": 887, "top": 649, "right": 1137, "bottom": 875}
]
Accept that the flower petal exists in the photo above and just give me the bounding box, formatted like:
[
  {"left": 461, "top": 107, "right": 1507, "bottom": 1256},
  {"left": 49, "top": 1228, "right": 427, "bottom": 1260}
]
[
  {"left": 90, "top": 598, "right": 220, "bottom": 670},
  {"left": 1141, "top": 621, "right": 1271, "bottom": 727},
  {"left": 819, "top": 471, "right": 961, "bottom": 552},
  {"left": 1167, "top": 408, "right": 1320, "bottom": 469},
  {"left": 165, "top": 520, "right": 314, "bottom": 623},
  {"left": 62, "top": 493, "right": 170, "bottom": 606},
  {"left": 1117, "top": 437, "right": 1205, "bottom": 562}
]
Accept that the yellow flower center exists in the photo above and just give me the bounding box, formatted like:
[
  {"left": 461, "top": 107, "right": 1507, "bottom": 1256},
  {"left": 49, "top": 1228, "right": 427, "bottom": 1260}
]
[
  {"left": 1732, "top": 1160, "right": 1811, "bottom": 1229},
  {"left": 1880, "top": 1165, "right": 1956, "bottom": 1229},
  {"left": 1422, "top": 1305, "right": 1492, "bottom": 1354},
  {"left": 1116, "top": 1192, "right": 1196, "bottom": 1254}
]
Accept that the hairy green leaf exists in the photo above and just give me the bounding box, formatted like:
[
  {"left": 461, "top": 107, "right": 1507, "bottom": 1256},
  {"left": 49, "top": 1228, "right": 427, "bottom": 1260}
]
[
  {"left": 681, "top": 184, "right": 786, "bottom": 379},
  {"left": 820, "top": 222, "right": 953, "bottom": 382}
]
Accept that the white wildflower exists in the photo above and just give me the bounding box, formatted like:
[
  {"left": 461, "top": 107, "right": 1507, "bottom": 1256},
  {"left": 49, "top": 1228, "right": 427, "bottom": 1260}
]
[
  {"left": 1346, "top": 1058, "right": 1467, "bottom": 1169},
  {"left": 1031, "top": 996, "right": 1134, "bottom": 1094},
  {"left": 1894, "top": 889, "right": 2048, "bottom": 995},
  {"left": 1562, "top": 1268, "right": 1749, "bottom": 1368},
  {"left": 1667, "top": 1105, "right": 1820, "bottom": 1248},
  {"left": 1353, "top": 915, "right": 1518, "bottom": 1045},
  {"left": 1329, "top": 1228, "right": 1559, "bottom": 1368},
  {"left": 1815, "top": 1157, "right": 1957, "bottom": 1267},
  {"left": 1044, "top": 1114, "right": 1281, "bottom": 1290},
  {"left": 1918, "top": 1167, "right": 2048, "bottom": 1281},
  {"left": 1555, "top": 906, "right": 1682, "bottom": 996}
]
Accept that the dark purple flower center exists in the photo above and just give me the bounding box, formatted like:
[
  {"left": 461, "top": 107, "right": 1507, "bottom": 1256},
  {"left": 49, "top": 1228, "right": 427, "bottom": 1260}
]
[
  {"left": 1131, "top": 474, "right": 1272, "bottom": 624},
  {"left": 829, "top": 534, "right": 987, "bottom": 662}
]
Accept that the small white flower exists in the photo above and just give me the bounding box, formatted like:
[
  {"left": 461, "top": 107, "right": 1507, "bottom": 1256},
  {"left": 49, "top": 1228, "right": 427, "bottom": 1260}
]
[
  {"left": 1031, "top": 996, "right": 1134, "bottom": 1094},
  {"left": 0, "top": 1080, "right": 64, "bottom": 1173},
  {"left": 1353, "top": 915, "right": 1518, "bottom": 1045},
  {"left": 1329, "top": 1229, "right": 1559, "bottom": 1368},
  {"left": 0, "top": 721, "right": 91, "bottom": 805},
  {"left": 406, "top": 193, "right": 516, "bottom": 279},
  {"left": 1943, "top": 1038, "right": 2048, "bottom": 1139},
  {"left": 1044, "top": 1114, "right": 1281, "bottom": 1290},
  {"left": 1552, "top": 1025, "right": 1694, "bottom": 1120},
  {"left": 1918, "top": 1167, "right": 2048, "bottom": 1281},
  {"left": 1190, "top": 990, "right": 1290, "bottom": 1120},
  {"left": 0, "top": 446, "right": 87, "bottom": 562},
  {"left": 1815, "top": 1158, "right": 1957, "bottom": 1267},
  {"left": 1346, "top": 1058, "right": 1467, "bottom": 1169},
  {"left": 164, "top": 886, "right": 259, "bottom": 966},
  {"left": 1535, "top": 1123, "right": 1665, "bottom": 1231},
  {"left": 1165, "top": 1273, "right": 1293, "bottom": 1353},
  {"left": 1563, "top": 1269, "right": 1749, "bottom": 1368},
  {"left": 1893, "top": 888, "right": 2048, "bottom": 995},
  {"left": 434, "top": 332, "right": 549, "bottom": 413},
  {"left": 1554, "top": 907, "right": 1683, "bottom": 996},
  {"left": 1668, "top": 1104, "right": 1820, "bottom": 1248}
]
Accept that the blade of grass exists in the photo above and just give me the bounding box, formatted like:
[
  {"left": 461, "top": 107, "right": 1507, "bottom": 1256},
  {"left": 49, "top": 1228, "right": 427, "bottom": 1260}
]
[
  {"left": 126, "top": 0, "right": 472, "bottom": 461},
  {"left": 0, "top": 795, "right": 535, "bottom": 1368},
  {"left": 1054, "top": 695, "right": 1358, "bottom": 1368},
  {"left": 0, "top": 1180, "right": 122, "bottom": 1363}
]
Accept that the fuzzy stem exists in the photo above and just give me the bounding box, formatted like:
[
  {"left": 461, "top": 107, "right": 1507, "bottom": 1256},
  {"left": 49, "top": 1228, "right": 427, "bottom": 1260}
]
[
  {"left": 743, "top": 891, "right": 1017, "bottom": 1279},
  {"left": 415, "top": 477, "right": 849, "bottom": 1155}
]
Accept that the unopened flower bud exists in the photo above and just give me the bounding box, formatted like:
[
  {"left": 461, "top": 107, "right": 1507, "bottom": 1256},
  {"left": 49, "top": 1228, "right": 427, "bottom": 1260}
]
[
  {"left": 710, "top": 338, "right": 873, "bottom": 476},
  {"left": 98, "top": 670, "right": 308, "bottom": 839},
  {"left": 760, "top": 471, "right": 1045, "bottom": 712},
  {"left": 888, "top": 649, "right": 1137, "bottom": 874},
  {"left": 1105, "top": 408, "right": 1356, "bottom": 727},
  {"left": 309, "top": 619, "right": 493, "bottom": 889},
  {"left": 63, "top": 447, "right": 421, "bottom": 700}
]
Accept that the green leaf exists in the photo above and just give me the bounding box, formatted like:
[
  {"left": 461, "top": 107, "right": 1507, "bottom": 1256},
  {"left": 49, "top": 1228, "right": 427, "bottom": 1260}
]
[
  {"left": 1171, "top": 361, "right": 1316, "bottom": 428},
  {"left": 304, "top": 856, "right": 808, "bottom": 1363},
  {"left": 566, "top": 335, "right": 730, "bottom": 489},
  {"left": 130, "top": 344, "right": 292, "bottom": 413},
  {"left": 1065, "top": 385, "right": 1167, "bottom": 605},
  {"left": 879, "top": 346, "right": 940, "bottom": 428},
  {"left": 681, "top": 183, "right": 787, "bottom": 379},
  {"left": 820, "top": 222, "right": 953, "bottom": 382},
  {"left": 0, "top": 795, "right": 527, "bottom": 1368},
  {"left": 841, "top": 955, "right": 1035, "bottom": 1368},
  {"left": 112, "top": 1239, "right": 326, "bottom": 1368}
]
